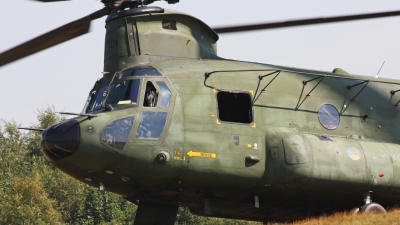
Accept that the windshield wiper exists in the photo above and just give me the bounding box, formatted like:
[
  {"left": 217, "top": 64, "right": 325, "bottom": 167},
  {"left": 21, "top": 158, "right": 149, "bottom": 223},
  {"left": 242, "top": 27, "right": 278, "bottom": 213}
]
[{"left": 101, "top": 72, "right": 120, "bottom": 108}]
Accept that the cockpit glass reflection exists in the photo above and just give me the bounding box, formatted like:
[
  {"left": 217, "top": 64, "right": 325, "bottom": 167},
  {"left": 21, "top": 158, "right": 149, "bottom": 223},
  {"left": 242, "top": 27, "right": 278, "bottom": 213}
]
[
  {"left": 129, "top": 80, "right": 140, "bottom": 103},
  {"left": 136, "top": 111, "right": 168, "bottom": 140},
  {"left": 105, "top": 79, "right": 140, "bottom": 105},
  {"left": 156, "top": 81, "right": 171, "bottom": 107},
  {"left": 102, "top": 116, "right": 135, "bottom": 150},
  {"left": 87, "top": 86, "right": 108, "bottom": 113},
  {"left": 82, "top": 90, "right": 95, "bottom": 113}
]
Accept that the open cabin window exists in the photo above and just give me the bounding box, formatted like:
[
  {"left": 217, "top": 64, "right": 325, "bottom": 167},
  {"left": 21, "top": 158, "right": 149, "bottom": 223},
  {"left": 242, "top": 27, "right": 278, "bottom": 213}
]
[
  {"left": 217, "top": 91, "right": 253, "bottom": 124},
  {"left": 143, "top": 81, "right": 158, "bottom": 107}
]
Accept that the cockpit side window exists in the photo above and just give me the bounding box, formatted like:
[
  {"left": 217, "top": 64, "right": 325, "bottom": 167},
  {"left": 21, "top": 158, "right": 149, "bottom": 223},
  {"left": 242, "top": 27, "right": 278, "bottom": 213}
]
[
  {"left": 102, "top": 115, "right": 135, "bottom": 150},
  {"left": 156, "top": 81, "right": 171, "bottom": 107},
  {"left": 143, "top": 81, "right": 157, "bottom": 107},
  {"left": 136, "top": 111, "right": 168, "bottom": 140}
]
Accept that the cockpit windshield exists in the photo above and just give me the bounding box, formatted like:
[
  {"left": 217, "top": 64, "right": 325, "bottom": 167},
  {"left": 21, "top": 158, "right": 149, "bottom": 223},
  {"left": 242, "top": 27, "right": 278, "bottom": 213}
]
[
  {"left": 105, "top": 79, "right": 140, "bottom": 105},
  {"left": 84, "top": 65, "right": 160, "bottom": 112},
  {"left": 86, "top": 86, "right": 108, "bottom": 113}
]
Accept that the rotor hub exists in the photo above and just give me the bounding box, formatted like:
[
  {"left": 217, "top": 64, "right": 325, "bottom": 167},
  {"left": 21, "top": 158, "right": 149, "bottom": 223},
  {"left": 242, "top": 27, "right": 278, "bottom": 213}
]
[{"left": 101, "top": 0, "right": 179, "bottom": 9}]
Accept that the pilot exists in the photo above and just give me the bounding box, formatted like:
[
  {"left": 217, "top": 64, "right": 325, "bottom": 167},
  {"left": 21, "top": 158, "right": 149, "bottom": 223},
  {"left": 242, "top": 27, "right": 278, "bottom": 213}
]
[
  {"left": 144, "top": 83, "right": 157, "bottom": 107},
  {"left": 146, "top": 90, "right": 156, "bottom": 107}
]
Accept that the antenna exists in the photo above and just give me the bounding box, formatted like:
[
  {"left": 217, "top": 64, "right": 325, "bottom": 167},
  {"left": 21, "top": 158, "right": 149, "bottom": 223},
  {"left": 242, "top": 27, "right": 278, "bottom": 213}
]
[{"left": 375, "top": 61, "right": 385, "bottom": 78}]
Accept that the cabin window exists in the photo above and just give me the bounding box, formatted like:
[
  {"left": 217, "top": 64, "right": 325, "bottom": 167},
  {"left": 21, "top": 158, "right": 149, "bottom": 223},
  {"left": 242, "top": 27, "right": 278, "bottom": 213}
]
[
  {"left": 318, "top": 104, "right": 340, "bottom": 130},
  {"left": 156, "top": 81, "right": 171, "bottom": 107},
  {"left": 217, "top": 91, "right": 253, "bottom": 124},
  {"left": 102, "top": 116, "right": 135, "bottom": 150},
  {"left": 136, "top": 111, "right": 168, "bottom": 140},
  {"left": 143, "top": 81, "right": 157, "bottom": 107}
]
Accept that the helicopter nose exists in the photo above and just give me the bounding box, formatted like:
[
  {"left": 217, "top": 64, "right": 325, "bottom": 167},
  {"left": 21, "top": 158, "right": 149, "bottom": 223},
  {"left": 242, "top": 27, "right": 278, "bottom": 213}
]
[{"left": 41, "top": 119, "right": 81, "bottom": 161}]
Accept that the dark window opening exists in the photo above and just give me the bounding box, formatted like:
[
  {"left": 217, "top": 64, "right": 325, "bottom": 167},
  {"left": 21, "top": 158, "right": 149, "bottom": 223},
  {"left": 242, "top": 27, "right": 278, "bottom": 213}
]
[
  {"left": 143, "top": 81, "right": 157, "bottom": 107},
  {"left": 162, "top": 20, "right": 177, "bottom": 30},
  {"left": 217, "top": 91, "right": 253, "bottom": 124}
]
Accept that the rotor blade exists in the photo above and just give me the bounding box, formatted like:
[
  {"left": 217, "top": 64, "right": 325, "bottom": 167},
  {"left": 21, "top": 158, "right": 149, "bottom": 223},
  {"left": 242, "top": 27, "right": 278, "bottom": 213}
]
[
  {"left": 0, "top": 7, "right": 110, "bottom": 67},
  {"left": 213, "top": 10, "right": 400, "bottom": 34},
  {"left": 33, "top": 0, "right": 70, "bottom": 2}
]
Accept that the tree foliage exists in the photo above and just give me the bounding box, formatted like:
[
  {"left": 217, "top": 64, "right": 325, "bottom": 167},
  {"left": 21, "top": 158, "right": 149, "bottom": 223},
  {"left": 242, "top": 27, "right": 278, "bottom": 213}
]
[{"left": 0, "top": 107, "right": 259, "bottom": 225}]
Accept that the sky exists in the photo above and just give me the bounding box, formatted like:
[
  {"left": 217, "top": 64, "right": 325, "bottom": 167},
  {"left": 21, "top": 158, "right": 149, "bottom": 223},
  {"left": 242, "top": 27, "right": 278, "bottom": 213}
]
[{"left": 1, "top": 0, "right": 400, "bottom": 127}]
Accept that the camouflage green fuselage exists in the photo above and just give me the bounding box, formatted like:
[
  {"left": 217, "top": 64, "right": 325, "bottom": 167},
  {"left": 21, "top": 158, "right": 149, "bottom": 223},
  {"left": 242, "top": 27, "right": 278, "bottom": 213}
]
[
  {"left": 43, "top": 7, "right": 400, "bottom": 222},
  {"left": 48, "top": 58, "right": 400, "bottom": 221}
]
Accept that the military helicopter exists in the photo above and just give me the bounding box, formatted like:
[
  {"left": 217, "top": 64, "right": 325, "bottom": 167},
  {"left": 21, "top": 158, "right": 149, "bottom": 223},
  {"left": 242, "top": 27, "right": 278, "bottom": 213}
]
[{"left": 3, "top": 0, "right": 400, "bottom": 224}]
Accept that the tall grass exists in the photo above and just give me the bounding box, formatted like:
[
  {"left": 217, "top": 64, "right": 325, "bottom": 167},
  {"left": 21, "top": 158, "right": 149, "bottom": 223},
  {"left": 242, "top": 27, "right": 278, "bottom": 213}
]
[{"left": 285, "top": 208, "right": 400, "bottom": 225}]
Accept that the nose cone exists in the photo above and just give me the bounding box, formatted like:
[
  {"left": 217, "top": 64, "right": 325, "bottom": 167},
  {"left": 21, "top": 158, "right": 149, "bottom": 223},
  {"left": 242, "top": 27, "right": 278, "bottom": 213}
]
[{"left": 41, "top": 119, "right": 81, "bottom": 161}]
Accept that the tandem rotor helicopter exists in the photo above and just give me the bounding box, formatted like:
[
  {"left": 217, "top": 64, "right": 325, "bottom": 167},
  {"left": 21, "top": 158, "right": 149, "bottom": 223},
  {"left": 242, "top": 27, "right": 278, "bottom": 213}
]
[{"left": 3, "top": 0, "right": 400, "bottom": 224}]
